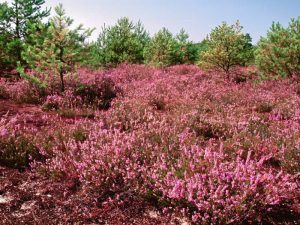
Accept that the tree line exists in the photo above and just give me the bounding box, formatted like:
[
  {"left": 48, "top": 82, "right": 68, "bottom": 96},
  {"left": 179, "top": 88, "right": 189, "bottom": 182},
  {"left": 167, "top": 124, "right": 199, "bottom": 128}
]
[{"left": 0, "top": 1, "right": 299, "bottom": 92}]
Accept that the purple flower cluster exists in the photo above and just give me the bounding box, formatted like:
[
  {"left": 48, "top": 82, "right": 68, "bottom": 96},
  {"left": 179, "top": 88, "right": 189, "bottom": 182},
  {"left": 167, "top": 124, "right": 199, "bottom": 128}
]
[{"left": 1, "top": 64, "right": 299, "bottom": 223}]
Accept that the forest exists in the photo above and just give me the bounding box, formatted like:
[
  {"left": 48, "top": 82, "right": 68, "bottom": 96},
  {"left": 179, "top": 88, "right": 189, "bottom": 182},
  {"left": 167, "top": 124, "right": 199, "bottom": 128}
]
[{"left": 0, "top": 0, "right": 299, "bottom": 224}]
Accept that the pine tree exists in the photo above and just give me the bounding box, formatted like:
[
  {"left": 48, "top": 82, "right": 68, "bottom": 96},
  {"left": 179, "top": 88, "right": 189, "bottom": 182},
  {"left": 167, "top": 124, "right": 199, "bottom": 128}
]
[
  {"left": 198, "top": 21, "right": 253, "bottom": 78},
  {"left": 174, "top": 29, "right": 199, "bottom": 64},
  {"left": 0, "top": 2, "right": 14, "bottom": 71},
  {"left": 144, "top": 28, "right": 177, "bottom": 67},
  {"left": 10, "top": 0, "right": 50, "bottom": 39},
  {"left": 94, "top": 17, "right": 150, "bottom": 67},
  {"left": 10, "top": 0, "right": 50, "bottom": 61},
  {"left": 19, "top": 4, "right": 93, "bottom": 93},
  {"left": 0, "top": 0, "right": 50, "bottom": 70},
  {"left": 255, "top": 17, "right": 300, "bottom": 79}
]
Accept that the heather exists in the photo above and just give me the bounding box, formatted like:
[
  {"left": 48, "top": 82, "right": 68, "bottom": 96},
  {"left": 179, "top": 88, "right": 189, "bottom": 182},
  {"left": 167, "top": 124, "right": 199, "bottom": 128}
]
[
  {"left": 0, "top": 1, "right": 299, "bottom": 224},
  {"left": 0, "top": 64, "right": 299, "bottom": 224}
]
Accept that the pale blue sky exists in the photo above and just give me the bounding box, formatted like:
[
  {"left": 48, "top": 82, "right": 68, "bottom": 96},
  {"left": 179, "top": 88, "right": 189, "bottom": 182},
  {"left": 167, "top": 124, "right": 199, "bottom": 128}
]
[{"left": 4, "top": 0, "right": 300, "bottom": 43}]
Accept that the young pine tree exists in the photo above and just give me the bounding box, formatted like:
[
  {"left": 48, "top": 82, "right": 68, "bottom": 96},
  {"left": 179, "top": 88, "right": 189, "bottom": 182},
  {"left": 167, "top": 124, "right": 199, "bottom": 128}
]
[
  {"left": 199, "top": 21, "right": 253, "bottom": 78},
  {"left": 94, "top": 17, "right": 150, "bottom": 67},
  {"left": 144, "top": 28, "right": 177, "bottom": 67},
  {"left": 174, "top": 29, "right": 199, "bottom": 64},
  {"left": 0, "top": 2, "right": 14, "bottom": 71},
  {"left": 19, "top": 4, "right": 93, "bottom": 93},
  {"left": 9, "top": 0, "right": 50, "bottom": 62},
  {"left": 255, "top": 17, "right": 300, "bottom": 79}
]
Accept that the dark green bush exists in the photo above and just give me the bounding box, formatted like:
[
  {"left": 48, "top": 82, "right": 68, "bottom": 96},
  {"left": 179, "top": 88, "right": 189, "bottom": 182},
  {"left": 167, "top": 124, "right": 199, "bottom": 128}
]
[
  {"left": 0, "top": 136, "right": 43, "bottom": 170},
  {"left": 190, "top": 118, "right": 231, "bottom": 140},
  {"left": 0, "top": 85, "right": 9, "bottom": 99},
  {"left": 75, "top": 77, "right": 118, "bottom": 110},
  {"left": 149, "top": 97, "right": 167, "bottom": 111},
  {"left": 42, "top": 102, "right": 60, "bottom": 111},
  {"left": 58, "top": 108, "right": 76, "bottom": 118},
  {"left": 256, "top": 102, "right": 273, "bottom": 113},
  {"left": 72, "top": 127, "right": 88, "bottom": 142}
]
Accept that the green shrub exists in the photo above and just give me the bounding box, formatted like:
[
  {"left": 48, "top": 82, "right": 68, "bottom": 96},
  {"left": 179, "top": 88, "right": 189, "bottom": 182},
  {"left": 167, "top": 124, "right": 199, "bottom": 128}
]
[
  {"left": 294, "top": 84, "right": 300, "bottom": 96},
  {"left": 255, "top": 17, "right": 300, "bottom": 79},
  {"left": 0, "top": 85, "right": 9, "bottom": 99},
  {"left": 190, "top": 117, "right": 231, "bottom": 140},
  {"left": 42, "top": 102, "right": 60, "bottom": 111},
  {"left": 58, "top": 108, "right": 76, "bottom": 118},
  {"left": 247, "top": 119, "right": 270, "bottom": 138},
  {"left": 256, "top": 102, "right": 273, "bottom": 113},
  {"left": 0, "top": 136, "right": 43, "bottom": 170},
  {"left": 72, "top": 127, "right": 87, "bottom": 142},
  {"left": 149, "top": 97, "right": 167, "bottom": 111},
  {"left": 282, "top": 147, "right": 300, "bottom": 174},
  {"left": 75, "top": 77, "right": 118, "bottom": 110}
]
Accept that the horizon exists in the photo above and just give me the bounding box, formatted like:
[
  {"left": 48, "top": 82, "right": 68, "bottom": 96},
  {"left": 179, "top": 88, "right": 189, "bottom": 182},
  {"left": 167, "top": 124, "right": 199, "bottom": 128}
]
[{"left": 3, "top": 0, "right": 300, "bottom": 43}]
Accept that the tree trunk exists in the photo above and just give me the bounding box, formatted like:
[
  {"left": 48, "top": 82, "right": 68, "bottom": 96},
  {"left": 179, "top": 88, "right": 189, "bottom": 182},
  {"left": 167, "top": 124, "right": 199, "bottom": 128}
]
[
  {"left": 15, "top": 0, "right": 21, "bottom": 62},
  {"left": 59, "top": 46, "right": 65, "bottom": 92},
  {"left": 15, "top": 1, "right": 20, "bottom": 39}
]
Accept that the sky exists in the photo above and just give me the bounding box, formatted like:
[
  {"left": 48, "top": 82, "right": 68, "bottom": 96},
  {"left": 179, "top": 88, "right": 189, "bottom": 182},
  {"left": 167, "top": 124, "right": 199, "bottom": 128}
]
[{"left": 3, "top": 0, "right": 300, "bottom": 43}]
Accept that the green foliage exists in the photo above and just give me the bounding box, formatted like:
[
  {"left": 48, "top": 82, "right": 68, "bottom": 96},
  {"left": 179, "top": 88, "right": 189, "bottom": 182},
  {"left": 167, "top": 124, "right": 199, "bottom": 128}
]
[
  {"left": 74, "top": 78, "right": 118, "bottom": 110},
  {"left": 0, "top": 2, "right": 15, "bottom": 71},
  {"left": 144, "top": 28, "right": 177, "bottom": 67},
  {"left": 0, "top": 136, "right": 42, "bottom": 170},
  {"left": 255, "top": 102, "right": 274, "bottom": 113},
  {"left": 196, "top": 39, "right": 209, "bottom": 59},
  {"left": 198, "top": 21, "right": 254, "bottom": 75},
  {"left": 92, "top": 17, "right": 150, "bottom": 67},
  {"left": 0, "top": 84, "right": 9, "bottom": 99},
  {"left": 174, "top": 29, "right": 199, "bottom": 64},
  {"left": 42, "top": 101, "right": 59, "bottom": 112},
  {"left": 255, "top": 17, "right": 300, "bottom": 79},
  {"left": 20, "top": 4, "right": 93, "bottom": 92},
  {"left": 10, "top": 0, "right": 50, "bottom": 39},
  {"left": 0, "top": 0, "right": 50, "bottom": 70},
  {"left": 17, "top": 61, "right": 46, "bottom": 89},
  {"left": 72, "top": 127, "right": 87, "bottom": 142}
]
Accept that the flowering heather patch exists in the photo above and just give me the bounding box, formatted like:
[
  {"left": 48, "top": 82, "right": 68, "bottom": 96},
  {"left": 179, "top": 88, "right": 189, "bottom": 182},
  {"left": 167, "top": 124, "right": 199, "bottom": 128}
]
[{"left": 1, "top": 65, "right": 300, "bottom": 224}]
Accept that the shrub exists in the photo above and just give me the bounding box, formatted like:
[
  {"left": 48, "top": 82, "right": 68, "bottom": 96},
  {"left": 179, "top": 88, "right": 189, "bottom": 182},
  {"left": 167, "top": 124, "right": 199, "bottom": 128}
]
[
  {"left": 294, "top": 84, "right": 300, "bottom": 96},
  {"left": 256, "top": 102, "right": 273, "bottom": 113},
  {"left": 247, "top": 119, "right": 271, "bottom": 138},
  {"left": 72, "top": 127, "right": 88, "bottom": 142},
  {"left": 191, "top": 120, "right": 230, "bottom": 140},
  {"left": 9, "top": 80, "right": 45, "bottom": 104},
  {"left": 0, "top": 79, "right": 9, "bottom": 99},
  {"left": 0, "top": 136, "right": 42, "bottom": 170},
  {"left": 233, "top": 75, "right": 247, "bottom": 84},
  {"left": 58, "top": 108, "right": 76, "bottom": 118},
  {"left": 149, "top": 97, "right": 167, "bottom": 111},
  {"left": 255, "top": 17, "right": 300, "bottom": 79},
  {"left": 39, "top": 121, "right": 298, "bottom": 224},
  {"left": 42, "top": 95, "right": 63, "bottom": 111},
  {"left": 74, "top": 77, "right": 118, "bottom": 110},
  {"left": 282, "top": 147, "right": 300, "bottom": 175},
  {"left": 231, "top": 67, "right": 250, "bottom": 83}
]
